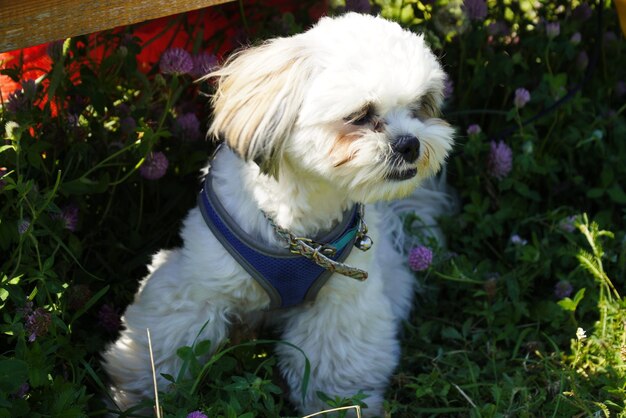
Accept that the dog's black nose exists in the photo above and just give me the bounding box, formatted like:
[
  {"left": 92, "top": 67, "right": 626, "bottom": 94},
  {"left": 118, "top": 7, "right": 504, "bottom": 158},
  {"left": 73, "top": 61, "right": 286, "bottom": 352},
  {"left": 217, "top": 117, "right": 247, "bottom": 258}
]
[{"left": 392, "top": 135, "right": 420, "bottom": 163}]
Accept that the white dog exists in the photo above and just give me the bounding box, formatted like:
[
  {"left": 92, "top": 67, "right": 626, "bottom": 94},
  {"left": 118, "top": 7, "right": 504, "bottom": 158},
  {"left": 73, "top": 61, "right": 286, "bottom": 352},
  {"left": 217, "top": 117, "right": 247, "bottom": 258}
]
[{"left": 103, "top": 13, "right": 454, "bottom": 417}]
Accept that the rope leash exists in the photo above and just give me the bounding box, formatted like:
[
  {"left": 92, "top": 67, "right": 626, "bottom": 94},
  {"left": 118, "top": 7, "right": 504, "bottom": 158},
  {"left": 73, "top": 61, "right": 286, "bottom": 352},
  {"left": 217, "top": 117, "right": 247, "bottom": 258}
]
[{"left": 265, "top": 205, "right": 372, "bottom": 281}]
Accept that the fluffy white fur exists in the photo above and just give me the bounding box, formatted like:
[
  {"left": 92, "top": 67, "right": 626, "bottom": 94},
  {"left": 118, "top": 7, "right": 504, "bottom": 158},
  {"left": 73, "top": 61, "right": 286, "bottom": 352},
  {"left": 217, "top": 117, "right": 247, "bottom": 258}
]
[{"left": 103, "top": 13, "right": 454, "bottom": 417}]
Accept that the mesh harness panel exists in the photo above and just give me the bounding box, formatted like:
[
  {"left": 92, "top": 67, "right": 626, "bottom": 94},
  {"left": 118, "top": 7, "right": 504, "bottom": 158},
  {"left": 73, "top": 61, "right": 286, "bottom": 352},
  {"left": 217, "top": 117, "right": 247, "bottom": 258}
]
[{"left": 198, "top": 173, "right": 359, "bottom": 309}]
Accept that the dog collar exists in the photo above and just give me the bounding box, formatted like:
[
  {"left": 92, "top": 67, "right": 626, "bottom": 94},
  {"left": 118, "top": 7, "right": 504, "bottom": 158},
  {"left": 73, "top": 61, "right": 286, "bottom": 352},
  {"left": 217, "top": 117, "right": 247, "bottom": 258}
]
[{"left": 198, "top": 171, "right": 369, "bottom": 309}]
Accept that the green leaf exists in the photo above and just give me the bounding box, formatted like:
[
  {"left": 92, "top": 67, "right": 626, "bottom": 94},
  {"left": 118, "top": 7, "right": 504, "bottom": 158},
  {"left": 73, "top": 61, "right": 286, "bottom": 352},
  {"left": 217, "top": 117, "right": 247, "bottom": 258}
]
[
  {"left": 507, "top": 276, "right": 520, "bottom": 302},
  {"left": 226, "top": 404, "right": 238, "bottom": 418},
  {"left": 607, "top": 184, "right": 626, "bottom": 204},
  {"left": 177, "top": 341, "right": 203, "bottom": 381},
  {"left": 586, "top": 188, "right": 605, "bottom": 199},
  {"left": 461, "top": 318, "right": 472, "bottom": 338},
  {"left": 557, "top": 298, "right": 577, "bottom": 312},
  {"left": 513, "top": 181, "right": 541, "bottom": 201},
  {"left": 576, "top": 251, "right": 603, "bottom": 281},
  {"left": 42, "top": 255, "right": 55, "bottom": 272},
  {"left": 60, "top": 173, "right": 111, "bottom": 195},
  {"left": 176, "top": 346, "right": 194, "bottom": 362},
  {"left": 193, "top": 340, "right": 212, "bottom": 357},
  {"left": 600, "top": 167, "right": 614, "bottom": 187},
  {"left": 47, "top": 62, "right": 66, "bottom": 100},
  {"left": 160, "top": 373, "right": 175, "bottom": 383},
  {"left": 556, "top": 287, "right": 586, "bottom": 312},
  {"left": 0, "top": 359, "right": 28, "bottom": 393},
  {"left": 316, "top": 391, "right": 332, "bottom": 404},
  {"left": 0, "top": 144, "right": 16, "bottom": 153},
  {"left": 400, "top": 4, "right": 415, "bottom": 23},
  {"left": 26, "top": 344, "right": 52, "bottom": 388},
  {"left": 441, "top": 327, "right": 463, "bottom": 340},
  {"left": 573, "top": 287, "right": 586, "bottom": 304}
]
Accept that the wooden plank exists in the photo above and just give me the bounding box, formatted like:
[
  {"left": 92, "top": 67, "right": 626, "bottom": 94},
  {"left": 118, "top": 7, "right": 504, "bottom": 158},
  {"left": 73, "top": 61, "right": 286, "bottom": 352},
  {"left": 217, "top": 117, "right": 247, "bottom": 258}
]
[{"left": 0, "top": 0, "right": 234, "bottom": 53}]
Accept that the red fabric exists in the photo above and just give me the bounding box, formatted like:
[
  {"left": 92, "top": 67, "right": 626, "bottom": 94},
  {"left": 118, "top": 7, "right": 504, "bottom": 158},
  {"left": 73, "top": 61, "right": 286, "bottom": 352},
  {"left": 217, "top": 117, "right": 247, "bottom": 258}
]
[
  {"left": 0, "top": 1, "right": 327, "bottom": 101},
  {"left": 1, "top": 45, "right": 51, "bottom": 101}
]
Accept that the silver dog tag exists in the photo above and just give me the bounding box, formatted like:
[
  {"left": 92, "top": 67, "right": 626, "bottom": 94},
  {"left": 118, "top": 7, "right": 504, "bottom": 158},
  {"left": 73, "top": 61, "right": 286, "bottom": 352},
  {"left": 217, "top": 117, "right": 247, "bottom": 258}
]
[{"left": 354, "top": 235, "right": 373, "bottom": 251}]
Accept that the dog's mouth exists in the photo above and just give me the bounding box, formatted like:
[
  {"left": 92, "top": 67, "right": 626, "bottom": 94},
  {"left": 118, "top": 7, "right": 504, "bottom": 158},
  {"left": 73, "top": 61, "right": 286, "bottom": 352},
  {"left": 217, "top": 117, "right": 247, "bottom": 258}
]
[{"left": 386, "top": 167, "right": 417, "bottom": 181}]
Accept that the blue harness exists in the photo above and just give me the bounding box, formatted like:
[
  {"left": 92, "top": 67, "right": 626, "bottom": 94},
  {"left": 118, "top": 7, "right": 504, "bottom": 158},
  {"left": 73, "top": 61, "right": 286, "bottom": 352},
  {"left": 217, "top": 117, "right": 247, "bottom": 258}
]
[{"left": 198, "top": 173, "right": 361, "bottom": 309}]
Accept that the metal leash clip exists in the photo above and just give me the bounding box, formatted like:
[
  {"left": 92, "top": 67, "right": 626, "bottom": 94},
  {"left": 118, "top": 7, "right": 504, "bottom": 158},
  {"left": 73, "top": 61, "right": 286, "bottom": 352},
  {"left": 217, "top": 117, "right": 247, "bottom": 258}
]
[{"left": 353, "top": 205, "right": 373, "bottom": 251}]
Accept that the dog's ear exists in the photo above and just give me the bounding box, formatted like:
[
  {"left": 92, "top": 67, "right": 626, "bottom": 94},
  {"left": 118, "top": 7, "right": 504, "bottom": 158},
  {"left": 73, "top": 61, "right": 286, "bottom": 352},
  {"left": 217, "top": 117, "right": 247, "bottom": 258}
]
[{"left": 208, "top": 38, "right": 311, "bottom": 178}]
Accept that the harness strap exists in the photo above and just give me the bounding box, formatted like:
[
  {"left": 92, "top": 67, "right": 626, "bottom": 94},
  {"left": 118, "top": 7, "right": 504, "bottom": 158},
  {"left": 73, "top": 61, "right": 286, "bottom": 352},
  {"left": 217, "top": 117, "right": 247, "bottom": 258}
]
[{"left": 198, "top": 173, "right": 360, "bottom": 309}]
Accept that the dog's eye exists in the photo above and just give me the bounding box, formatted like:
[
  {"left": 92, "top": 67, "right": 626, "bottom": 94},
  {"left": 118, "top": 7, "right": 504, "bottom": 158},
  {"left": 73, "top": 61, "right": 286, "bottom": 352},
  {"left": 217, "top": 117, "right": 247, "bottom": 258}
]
[
  {"left": 352, "top": 113, "right": 373, "bottom": 125},
  {"left": 410, "top": 106, "right": 429, "bottom": 121},
  {"left": 345, "top": 105, "right": 375, "bottom": 126},
  {"left": 411, "top": 93, "right": 440, "bottom": 121}
]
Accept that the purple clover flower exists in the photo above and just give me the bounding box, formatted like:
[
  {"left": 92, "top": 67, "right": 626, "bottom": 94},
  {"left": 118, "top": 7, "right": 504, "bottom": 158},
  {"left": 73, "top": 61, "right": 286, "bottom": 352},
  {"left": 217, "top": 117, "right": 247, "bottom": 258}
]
[
  {"left": 572, "top": 3, "right": 592, "bottom": 21},
  {"left": 67, "top": 113, "right": 80, "bottom": 128},
  {"left": 510, "top": 234, "right": 528, "bottom": 246},
  {"left": 345, "top": 0, "right": 372, "bottom": 14},
  {"left": 462, "top": 0, "right": 487, "bottom": 21},
  {"left": 120, "top": 116, "right": 137, "bottom": 135},
  {"left": 514, "top": 88, "right": 531, "bottom": 108},
  {"left": 0, "top": 166, "right": 7, "bottom": 190},
  {"left": 570, "top": 32, "right": 582, "bottom": 45},
  {"left": 443, "top": 77, "right": 454, "bottom": 100},
  {"left": 21, "top": 79, "right": 37, "bottom": 100},
  {"left": 233, "top": 28, "right": 249, "bottom": 47},
  {"left": 68, "top": 95, "right": 88, "bottom": 115},
  {"left": 554, "top": 280, "right": 573, "bottom": 299},
  {"left": 14, "top": 382, "right": 29, "bottom": 398},
  {"left": 408, "top": 246, "right": 433, "bottom": 272},
  {"left": 6, "top": 79, "right": 37, "bottom": 113},
  {"left": 98, "top": 304, "right": 121, "bottom": 333},
  {"left": 116, "top": 103, "right": 131, "bottom": 117},
  {"left": 18, "top": 218, "right": 30, "bottom": 235},
  {"left": 52, "top": 204, "right": 79, "bottom": 231},
  {"left": 545, "top": 22, "right": 560, "bottom": 40},
  {"left": 488, "top": 141, "right": 513, "bottom": 179},
  {"left": 604, "top": 31, "right": 618, "bottom": 44},
  {"left": 68, "top": 284, "right": 93, "bottom": 310},
  {"left": 616, "top": 81, "right": 626, "bottom": 98},
  {"left": 174, "top": 113, "right": 202, "bottom": 141},
  {"left": 558, "top": 215, "right": 577, "bottom": 233},
  {"left": 487, "top": 21, "right": 510, "bottom": 37},
  {"left": 159, "top": 48, "right": 193, "bottom": 75},
  {"left": 467, "top": 124, "right": 481, "bottom": 135},
  {"left": 270, "top": 15, "right": 292, "bottom": 36},
  {"left": 61, "top": 204, "right": 79, "bottom": 232},
  {"left": 139, "top": 151, "right": 169, "bottom": 180},
  {"left": 6, "top": 91, "right": 29, "bottom": 113},
  {"left": 190, "top": 53, "right": 218, "bottom": 78},
  {"left": 19, "top": 300, "right": 33, "bottom": 316},
  {"left": 576, "top": 51, "right": 589, "bottom": 71},
  {"left": 25, "top": 307, "right": 51, "bottom": 342},
  {"left": 483, "top": 274, "right": 499, "bottom": 300},
  {"left": 187, "top": 411, "right": 209, "bottom": 418}
]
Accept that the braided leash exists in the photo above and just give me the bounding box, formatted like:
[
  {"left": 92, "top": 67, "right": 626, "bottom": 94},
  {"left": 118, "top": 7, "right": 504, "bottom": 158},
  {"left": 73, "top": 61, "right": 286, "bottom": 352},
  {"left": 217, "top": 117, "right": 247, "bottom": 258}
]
[{"left": 266, "top": 206, "right": 371, "bottom": 281}]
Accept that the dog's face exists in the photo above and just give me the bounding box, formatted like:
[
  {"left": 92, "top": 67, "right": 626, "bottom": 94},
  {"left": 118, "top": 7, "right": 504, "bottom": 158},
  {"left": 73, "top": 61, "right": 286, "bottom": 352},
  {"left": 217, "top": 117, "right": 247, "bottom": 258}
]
[{"left": 209, "top": 13, "right": 454, "bottom": 203}]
